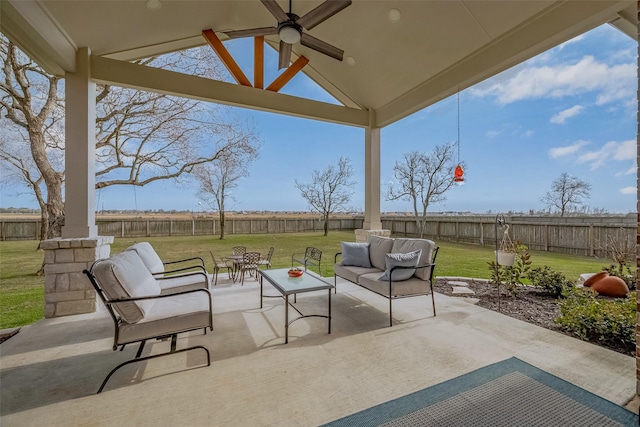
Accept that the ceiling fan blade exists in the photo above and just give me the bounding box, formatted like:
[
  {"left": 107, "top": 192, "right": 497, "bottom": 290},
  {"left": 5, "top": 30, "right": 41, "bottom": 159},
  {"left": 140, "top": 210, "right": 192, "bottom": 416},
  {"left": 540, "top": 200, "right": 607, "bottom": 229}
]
[
  {"left": 296, "top": 0, "right": 352, "bottom": 30},
  {"left": 223, "top": 27, "right": 278, "bottom": 39},
  {"left": 261, "top": 0, "right": 289, "bottom": 23},
  {"left": 300, "top": 32, "right": 343, "bottom": 61},
  {"left": 278, "top": 40, "right": 293, "bottom": 69}
]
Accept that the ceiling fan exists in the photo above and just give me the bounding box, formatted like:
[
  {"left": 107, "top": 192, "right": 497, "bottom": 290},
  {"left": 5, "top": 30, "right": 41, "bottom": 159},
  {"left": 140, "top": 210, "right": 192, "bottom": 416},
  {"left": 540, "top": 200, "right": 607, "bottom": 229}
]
[{"left": 223, "top": 0, "right": 352, "bottom": 69}]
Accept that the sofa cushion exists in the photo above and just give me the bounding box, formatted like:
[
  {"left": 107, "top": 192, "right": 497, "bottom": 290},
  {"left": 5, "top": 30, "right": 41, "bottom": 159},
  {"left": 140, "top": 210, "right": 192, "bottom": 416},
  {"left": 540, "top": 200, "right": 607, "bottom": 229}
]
[
  {"left": 367, "top": 235, "right": 394, "bottom": 270},
  {"left": 391, "top": 238, "right": 435, "bottom": 280},
  {"left": 92, "top": 251, "right": 161, "bottom": 324},
  {"left": 334, "top": 264, "right": 382, "bottom": 284},
  {"left": 126, "top": 242, "right": 165, "bottom": 275},
  {"left": 379, "top": 250, "right": 422, "bottom": 282},
  {"left": 340, "top": 242, "right": 372, "bottom": 268},
  {"left": 359, "top": 273, "right": 432, "bottom": 297}
]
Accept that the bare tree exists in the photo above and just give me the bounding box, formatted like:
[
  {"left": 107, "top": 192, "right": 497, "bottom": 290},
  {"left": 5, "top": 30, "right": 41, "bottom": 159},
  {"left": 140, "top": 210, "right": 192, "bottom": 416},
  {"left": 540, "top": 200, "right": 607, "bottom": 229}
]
[
  {"left": 540, "top": 172, "right": 591, "bottom": 216},
  {"left": 387, "top": 143, "right": 459, "bottom": 238},
  {"left": 0, "top": 35, "right": 258, "bottom": 240},
  {"left": 194, "top": 126, "right": 260, "bottom": 239},
  {"left": 295, "top": 157, "right": 355, "bottom": 236}
]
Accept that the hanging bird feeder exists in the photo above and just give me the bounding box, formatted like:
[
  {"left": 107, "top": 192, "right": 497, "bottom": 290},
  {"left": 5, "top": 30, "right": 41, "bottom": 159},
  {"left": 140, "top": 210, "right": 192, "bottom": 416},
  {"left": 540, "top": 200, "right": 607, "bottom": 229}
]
[
  {"left": 453, "top": 91, "right": 465, "bottom": 185},
  {"left": 454, "top": 164, "right": 464, "bottom": 183}
]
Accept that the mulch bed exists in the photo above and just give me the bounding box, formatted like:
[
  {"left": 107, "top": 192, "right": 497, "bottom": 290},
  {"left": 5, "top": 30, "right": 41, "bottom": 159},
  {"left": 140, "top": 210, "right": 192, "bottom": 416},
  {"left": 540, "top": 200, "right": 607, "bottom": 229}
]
[{"left": 433, "top": 278, "right": 634, "bottom": 357}]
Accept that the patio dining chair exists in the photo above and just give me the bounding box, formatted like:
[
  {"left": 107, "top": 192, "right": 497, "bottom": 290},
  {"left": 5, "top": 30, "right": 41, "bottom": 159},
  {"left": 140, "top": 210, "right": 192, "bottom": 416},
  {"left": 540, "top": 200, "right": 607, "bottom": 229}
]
[
  {"left": 258, "top": 246, "right": 274, "bottom": 270},
  {"left": 240, "top": 251, "right": 261, "bottom": 286},
  {"left": 209, "top": 251, "right": 233, "bottom": 285},
  {"left": 232, "top": 246, "right": 246, "bottom": 256}
]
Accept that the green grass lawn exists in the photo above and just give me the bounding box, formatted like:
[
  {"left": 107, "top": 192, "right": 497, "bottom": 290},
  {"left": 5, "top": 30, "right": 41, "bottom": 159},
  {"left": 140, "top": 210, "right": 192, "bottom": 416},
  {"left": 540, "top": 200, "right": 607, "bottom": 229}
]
[{"left": 0, "top": 232, "right": 612, "bottom": 329}]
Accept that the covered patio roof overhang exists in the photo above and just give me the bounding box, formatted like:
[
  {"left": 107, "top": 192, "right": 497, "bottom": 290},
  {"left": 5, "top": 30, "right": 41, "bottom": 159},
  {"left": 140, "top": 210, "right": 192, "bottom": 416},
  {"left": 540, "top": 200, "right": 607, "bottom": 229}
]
[
  {"left": 2, "top": 0, "right": 636, "bottom": 235},
  {"left": 1, "top": 0, "right": 639, "bottom": 396}
]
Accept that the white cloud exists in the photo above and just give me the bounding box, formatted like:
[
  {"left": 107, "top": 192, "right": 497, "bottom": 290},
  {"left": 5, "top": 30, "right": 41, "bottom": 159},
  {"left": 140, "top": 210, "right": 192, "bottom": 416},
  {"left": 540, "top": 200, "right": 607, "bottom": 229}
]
[
  {"left": 548, "top": 140, "right": 588, "bottom": 159},
  {"left": 550, "top": 105, "right": 583, "bottom": 124},
  {"left": 470, "top": 55, "right": 635, "bottom": 106},
  {"left": 615, "top": 166, "right": 637, "bottom": 177},
  {"left": 486, "top": 130, "right": 501, "bottom": 139},
  {"left": 576, "top": 139, "right": 636, "bottom": 170},
  {"left": 619, "top": 186, "right": 636, "bottom": 195}
]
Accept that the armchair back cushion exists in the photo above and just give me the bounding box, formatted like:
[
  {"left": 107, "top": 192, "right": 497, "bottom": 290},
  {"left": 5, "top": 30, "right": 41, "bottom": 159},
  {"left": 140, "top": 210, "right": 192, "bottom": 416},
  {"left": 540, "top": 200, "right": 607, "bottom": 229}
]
[
  {"left": 367, "top": 235, "right": 394, "bottom": 270},
  {"left": 391, "top": 238, "right": 435, "bottom": 280},
  {"left": 126, "top": 242, "right": 164, "bottom": 275},
  {"left": 92, "top": 250, "right": 161, "bottom": 323}
]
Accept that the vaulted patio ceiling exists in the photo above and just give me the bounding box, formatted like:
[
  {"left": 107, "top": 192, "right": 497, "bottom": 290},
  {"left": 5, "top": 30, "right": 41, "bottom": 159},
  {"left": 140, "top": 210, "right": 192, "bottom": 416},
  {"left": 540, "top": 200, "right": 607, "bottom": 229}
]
[{"left": 1, "top": 0, "right": 636, "bottom": 128}]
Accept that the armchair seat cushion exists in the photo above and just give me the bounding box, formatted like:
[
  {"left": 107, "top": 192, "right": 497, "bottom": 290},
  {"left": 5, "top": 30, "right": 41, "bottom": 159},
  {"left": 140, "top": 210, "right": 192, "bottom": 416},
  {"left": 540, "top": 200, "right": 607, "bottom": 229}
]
[
  {"left": 157, "top": 273, "right": 209, "bottom": 292},
  {"left": 118, "top": 291, "right": 211, "bottom": 345}
]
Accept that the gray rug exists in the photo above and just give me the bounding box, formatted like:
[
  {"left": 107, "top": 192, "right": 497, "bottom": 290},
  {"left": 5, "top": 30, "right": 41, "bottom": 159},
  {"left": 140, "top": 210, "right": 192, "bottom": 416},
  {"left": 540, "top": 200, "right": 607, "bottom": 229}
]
[{"left": 323, "top": 357, "right": 638, "bottom": 427}]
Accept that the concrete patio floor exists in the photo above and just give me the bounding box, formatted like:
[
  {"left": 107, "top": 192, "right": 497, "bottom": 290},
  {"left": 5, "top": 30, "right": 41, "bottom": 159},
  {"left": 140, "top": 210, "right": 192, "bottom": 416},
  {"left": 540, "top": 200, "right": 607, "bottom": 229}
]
[{"left": 1, "top": 275, "right": 637, "bottom": 426}]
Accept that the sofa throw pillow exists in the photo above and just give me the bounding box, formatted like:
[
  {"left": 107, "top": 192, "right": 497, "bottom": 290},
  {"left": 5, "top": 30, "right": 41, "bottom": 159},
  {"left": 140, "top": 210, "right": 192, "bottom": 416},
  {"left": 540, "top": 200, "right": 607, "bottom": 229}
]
[
  {"left": 378, "top": 250, "right": 422, "bottom": 282},
  {"left": 340, "top": 242, "right": 372, "bottom": 268}
]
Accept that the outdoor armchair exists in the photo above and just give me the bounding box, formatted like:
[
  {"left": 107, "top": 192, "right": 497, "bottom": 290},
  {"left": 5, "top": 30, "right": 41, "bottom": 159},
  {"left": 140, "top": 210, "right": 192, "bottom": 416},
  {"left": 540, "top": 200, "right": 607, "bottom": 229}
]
[
  {"left": 84, "top": 250, "right": 213, "bottom": 393},
  {"left": 292, "top": 247, "right": 322, "bottom": 274},
  {"left": 126, "top": 242, "right": 211, "bottom": 290}
]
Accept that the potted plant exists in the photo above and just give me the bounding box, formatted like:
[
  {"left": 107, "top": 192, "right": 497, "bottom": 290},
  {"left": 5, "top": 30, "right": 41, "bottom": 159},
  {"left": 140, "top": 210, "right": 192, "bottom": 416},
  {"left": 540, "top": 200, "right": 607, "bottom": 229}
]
[{"left": 495, "top": 224, "right": 516, "bottom": 266}]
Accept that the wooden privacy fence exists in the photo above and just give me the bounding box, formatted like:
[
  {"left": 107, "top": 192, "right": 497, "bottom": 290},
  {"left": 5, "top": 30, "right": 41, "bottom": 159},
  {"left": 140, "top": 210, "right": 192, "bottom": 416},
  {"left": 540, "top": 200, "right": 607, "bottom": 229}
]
[{"left": 2, "top": 215, "right": 636, "bottom": 258}]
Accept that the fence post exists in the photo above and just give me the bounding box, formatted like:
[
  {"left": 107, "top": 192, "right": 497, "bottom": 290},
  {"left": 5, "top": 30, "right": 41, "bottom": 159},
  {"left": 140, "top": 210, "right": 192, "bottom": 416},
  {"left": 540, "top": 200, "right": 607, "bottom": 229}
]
[
  {"left": 146, "top": 220, "right": 150, "bottom": 237},
  {"left": 480, "top": 221, "right": 484, "bottom": 245},
  {"left": 544, "top": 224, "right": 549, "bottom": 252},
  {"left": 588, "top": 225, "right": 594, "bottom": 257},
  {"left": 170, "top": 219, "right": 173, "bottom": 236},
  {"left": 121, "top": 221, "right": 125, "bottom": 238}
]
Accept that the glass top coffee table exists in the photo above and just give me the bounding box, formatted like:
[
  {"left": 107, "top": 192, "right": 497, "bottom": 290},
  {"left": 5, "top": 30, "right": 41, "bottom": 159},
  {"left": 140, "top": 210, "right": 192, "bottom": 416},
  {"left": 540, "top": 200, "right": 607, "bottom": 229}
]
[{"left": 258, "top": 268, "right": 334, "bottom": 344}]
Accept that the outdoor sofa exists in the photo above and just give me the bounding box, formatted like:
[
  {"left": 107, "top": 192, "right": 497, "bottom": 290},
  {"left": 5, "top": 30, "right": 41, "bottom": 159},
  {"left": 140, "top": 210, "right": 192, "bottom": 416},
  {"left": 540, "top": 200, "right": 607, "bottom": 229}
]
[{"left": 334, "top": 235, "right": 439, "bottom": 326}]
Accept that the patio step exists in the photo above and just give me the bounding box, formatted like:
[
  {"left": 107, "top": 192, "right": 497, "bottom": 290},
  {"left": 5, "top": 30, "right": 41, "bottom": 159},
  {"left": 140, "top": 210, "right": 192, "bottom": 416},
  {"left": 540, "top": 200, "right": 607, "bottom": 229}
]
[{"left": 448, "top": 280, "right": 476, "bottom": 296}]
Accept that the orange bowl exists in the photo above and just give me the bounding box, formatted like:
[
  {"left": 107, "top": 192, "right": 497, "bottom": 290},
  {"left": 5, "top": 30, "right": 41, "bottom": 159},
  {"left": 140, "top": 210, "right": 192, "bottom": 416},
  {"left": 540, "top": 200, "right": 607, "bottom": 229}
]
[{"left": 288, "top": 270, "right": 303, "bottom": 277}]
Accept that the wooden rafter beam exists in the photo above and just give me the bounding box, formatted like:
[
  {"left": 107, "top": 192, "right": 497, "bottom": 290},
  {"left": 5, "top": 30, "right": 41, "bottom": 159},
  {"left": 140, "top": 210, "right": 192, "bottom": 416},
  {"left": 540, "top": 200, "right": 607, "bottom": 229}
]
[
  {"left": 266, "top": 56, "right": 309, "bottom": 92},
  {"left": 202, "top": 29, "right": 252, "bottom": 87},
  {"left": 254, "top": 36, "right": 264, "bottom": 90}
]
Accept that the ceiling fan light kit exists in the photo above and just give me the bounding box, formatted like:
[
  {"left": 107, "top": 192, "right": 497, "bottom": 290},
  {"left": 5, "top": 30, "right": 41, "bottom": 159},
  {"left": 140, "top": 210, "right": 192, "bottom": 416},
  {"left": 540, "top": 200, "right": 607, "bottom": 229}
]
[{"left": 279, "top": 23, "right": 301, "bottom": 44}]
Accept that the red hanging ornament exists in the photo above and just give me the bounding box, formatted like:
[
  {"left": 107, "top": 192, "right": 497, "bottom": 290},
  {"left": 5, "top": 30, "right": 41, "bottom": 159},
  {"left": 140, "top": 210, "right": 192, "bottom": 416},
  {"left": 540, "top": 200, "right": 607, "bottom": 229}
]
[{"left": 454, "top": 164, "right": 464, "bottom": 183}]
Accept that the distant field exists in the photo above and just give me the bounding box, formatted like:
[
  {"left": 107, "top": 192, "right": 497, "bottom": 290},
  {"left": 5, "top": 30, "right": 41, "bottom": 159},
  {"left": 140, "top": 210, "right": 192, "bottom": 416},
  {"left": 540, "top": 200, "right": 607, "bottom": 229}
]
[{"left": 0, "top": 212, "right": 358, "bottom": 220}]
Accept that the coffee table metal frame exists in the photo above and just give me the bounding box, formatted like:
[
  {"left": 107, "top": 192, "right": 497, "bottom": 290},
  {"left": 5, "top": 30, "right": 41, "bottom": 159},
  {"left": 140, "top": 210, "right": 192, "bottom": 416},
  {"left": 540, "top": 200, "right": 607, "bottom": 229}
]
[{"left": 258, "top": 268, "right": 334, "bottom": 343}]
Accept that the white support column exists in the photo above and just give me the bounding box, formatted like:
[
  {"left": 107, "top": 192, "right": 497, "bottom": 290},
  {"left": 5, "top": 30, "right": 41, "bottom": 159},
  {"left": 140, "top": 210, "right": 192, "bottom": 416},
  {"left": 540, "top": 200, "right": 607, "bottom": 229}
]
[
  {"left": 62, "top": 47, "right": 97, "bottom": 238},
  {"left": 363, "top": 110, "right": 382, "bottom": 230},
  {"left": 356, "top": 110, "right": 390, "bottom": 243}
]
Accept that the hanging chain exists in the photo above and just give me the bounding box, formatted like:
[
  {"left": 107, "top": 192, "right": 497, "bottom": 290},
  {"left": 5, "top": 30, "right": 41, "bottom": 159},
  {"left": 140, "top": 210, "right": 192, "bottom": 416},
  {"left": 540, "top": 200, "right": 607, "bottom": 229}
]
[{"left": 457, "top": 91, "right": 461, "bottom": 163}]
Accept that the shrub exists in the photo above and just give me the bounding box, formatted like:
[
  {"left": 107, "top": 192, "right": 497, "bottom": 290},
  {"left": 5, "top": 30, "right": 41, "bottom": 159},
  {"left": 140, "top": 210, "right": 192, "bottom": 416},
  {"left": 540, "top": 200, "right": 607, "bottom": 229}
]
[
  {"left": 527, "top": 266, "right": 573, "bottom": 298},
  {"left": 555, "top": 287, "right": 636, "bottom": 353}
]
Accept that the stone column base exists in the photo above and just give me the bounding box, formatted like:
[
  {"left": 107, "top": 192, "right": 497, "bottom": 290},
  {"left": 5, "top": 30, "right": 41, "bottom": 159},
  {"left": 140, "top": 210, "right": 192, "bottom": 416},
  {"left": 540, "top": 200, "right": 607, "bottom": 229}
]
[
  {"left": 355, "top": 229, "right": 391, "bottom": 243},
  {"left": 40, "top": 236, "right": 114, "bottom": 318}
]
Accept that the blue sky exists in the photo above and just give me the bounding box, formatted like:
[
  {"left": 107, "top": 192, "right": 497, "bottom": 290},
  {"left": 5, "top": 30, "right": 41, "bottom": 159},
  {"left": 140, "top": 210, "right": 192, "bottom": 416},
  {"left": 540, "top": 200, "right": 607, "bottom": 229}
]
[{"left": 2, "top": 24, "right": 637, "bottom": 214}]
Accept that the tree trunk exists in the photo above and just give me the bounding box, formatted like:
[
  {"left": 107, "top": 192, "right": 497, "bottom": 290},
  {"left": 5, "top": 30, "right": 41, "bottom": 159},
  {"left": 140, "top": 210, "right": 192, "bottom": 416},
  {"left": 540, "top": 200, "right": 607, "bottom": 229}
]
[
  {"left": 219, "top": 211, "right": 225, "bottom": 239},
  {"left": 323, "top": 213, "right": 329, "bottom": 236},
  {"left": 27, "top": 128, "right": 64, "bottom": 239}
]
